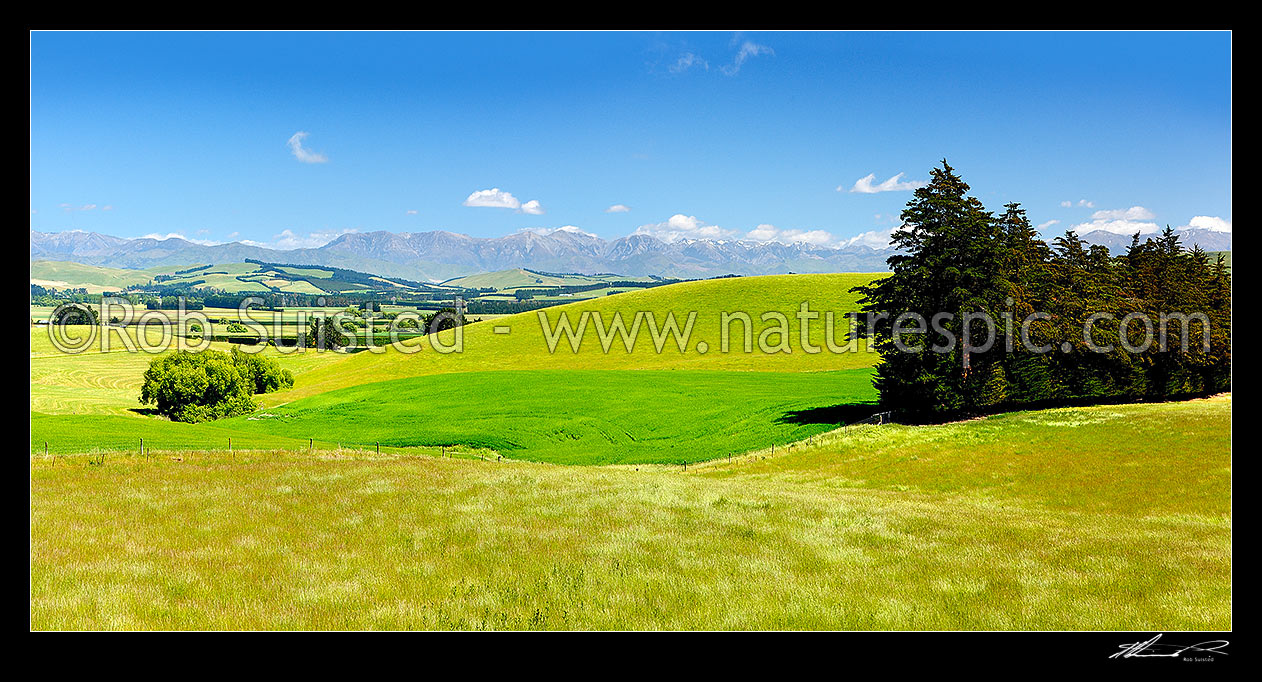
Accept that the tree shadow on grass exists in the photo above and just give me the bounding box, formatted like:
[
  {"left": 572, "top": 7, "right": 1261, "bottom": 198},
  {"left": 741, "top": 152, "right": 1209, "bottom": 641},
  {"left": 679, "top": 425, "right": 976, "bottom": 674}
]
[
  {"left": 777, "top": 403, "right": 880, "bottom": 426},
  {"left": 128, "top": 407, "right": 164, "bottom": 417}
]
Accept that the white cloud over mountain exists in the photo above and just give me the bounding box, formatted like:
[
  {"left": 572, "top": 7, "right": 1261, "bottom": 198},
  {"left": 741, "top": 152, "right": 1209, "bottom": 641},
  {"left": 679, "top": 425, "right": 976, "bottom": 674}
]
[
  {"left": 745, "top": 224, "right": 835, "bottom": 246},
  {"left": 633, "top": 214, "right": 736, "bottom": 243},
  {"left": 1072, "top": 205, "right": 1160, "bottom": 235},
  {"left": 242, "top": 227, "right": 358, "bottom": 250},
  {"left": 1181, "top": 215, "right": 1231, "bottom": 233},
  {"left": 463, "top": 188, "right": 544, "bottom": 215}
]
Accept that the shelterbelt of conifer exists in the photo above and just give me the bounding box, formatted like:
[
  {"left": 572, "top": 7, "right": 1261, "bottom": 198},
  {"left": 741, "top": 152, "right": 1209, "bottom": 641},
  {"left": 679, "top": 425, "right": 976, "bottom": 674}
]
[{"left": 852, "top": 161, "right": 1230, "bottom": 418}]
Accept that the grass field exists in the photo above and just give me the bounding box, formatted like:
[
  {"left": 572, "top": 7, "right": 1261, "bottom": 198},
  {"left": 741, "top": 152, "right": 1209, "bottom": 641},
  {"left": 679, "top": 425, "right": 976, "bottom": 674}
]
[
  {"left": 29, "top": 395, "right": 1230, "bottom": 630},
  {"left": 31, "top": 259, "right": 428, "bottom": 295},
  {"left": 30, "top": 326, "right": 347, "bottom": 417},
  {"left": 29, "top": 261, "right": 164, "bottom": 293},
  {"left": 223, "top": 369, "right": 877, "bottom": 465},
  {"left": 441, "top": 268, "right": 654, "bottom": 290},
  {"left": 32, "top": 367, "right": 877, "bottom": 464},
  {"left": 273, "top": 273, "right": 880, "bottom": 404},
  {"left": 28, "top": 273, "right": 1230, "bottom": 630}
]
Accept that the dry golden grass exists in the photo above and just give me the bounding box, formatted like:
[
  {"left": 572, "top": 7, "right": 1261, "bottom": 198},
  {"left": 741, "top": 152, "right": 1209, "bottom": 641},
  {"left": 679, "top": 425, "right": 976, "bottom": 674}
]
[{"left": 30, "top": 397, "right": 1230, "bottom": 630}]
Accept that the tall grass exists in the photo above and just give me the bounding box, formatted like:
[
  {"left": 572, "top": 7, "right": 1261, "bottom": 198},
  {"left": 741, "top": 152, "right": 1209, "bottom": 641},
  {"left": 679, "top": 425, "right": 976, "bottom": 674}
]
[{"left": 30, "top": 396, "right": 1230, "bottom": 630}]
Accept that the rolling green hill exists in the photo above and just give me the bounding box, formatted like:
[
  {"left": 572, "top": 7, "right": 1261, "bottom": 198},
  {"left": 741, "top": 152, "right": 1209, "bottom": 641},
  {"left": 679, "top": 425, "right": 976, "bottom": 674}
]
[
  {"left": 272, "top": 273, "right": 881, "bottom": 404},
  {"left": 30, "top": 261, "right": 166, "bottom": 293},
  {"left": 441, "top": 268, "right": 654, "bottom": 290},
  {"left": 31, "top": 273, "right": 884, "bottom": 465},
  {"left": 30, "top": 259, "right": 434, "bottom": 295}
]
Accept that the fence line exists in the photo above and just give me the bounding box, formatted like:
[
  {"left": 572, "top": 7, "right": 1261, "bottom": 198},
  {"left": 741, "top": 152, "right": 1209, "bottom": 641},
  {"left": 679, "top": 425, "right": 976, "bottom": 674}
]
[{"left": 845, "top": 410, "right": 895, "bottom": 433}]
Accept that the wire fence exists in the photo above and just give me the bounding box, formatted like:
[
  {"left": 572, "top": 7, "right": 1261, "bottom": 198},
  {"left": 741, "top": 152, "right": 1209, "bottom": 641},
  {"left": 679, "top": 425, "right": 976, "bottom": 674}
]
[{"left": 844, "top": 410, "right": 895, "bottom": 433}]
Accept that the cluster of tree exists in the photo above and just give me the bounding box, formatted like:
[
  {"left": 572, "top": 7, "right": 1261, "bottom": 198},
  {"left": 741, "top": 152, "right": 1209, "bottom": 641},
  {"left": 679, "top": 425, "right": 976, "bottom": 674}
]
[
  {"left": 31, "top": 286, "right": 96, "bottom": 304},
  {"left": 853, "top": 161, "right": 1231, "bottom": 418},
  {"left": 48, "top": 303, "right": 100, "bottom": 325},
  {"left": 243, "top": 258, "right": 433, "bottom": 291},
  {"left": 139, "top": 347, "right": 294, "bottom": 422},
  {"left": 302, "top": 307, "right": 469, "bottom": 349},
  {"left": 145, "top": 295, "right": 205, "bottom": 310},
  {"left": 466, "top": 299, "right": 555, "bottom": 315}
]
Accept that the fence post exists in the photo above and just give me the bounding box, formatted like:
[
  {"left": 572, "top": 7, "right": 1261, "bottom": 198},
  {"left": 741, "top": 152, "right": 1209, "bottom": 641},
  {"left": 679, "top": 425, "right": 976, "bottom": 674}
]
[
  {"left": 376, "top": 441, "right": 380, "bottom": 455},
  {"left": 140, "top": 437, "right": 144, "bottom": 458},
  {"left": 229, "top": 437, "right": 232, "bottom": 459},
  {"left": 309, "top": 438, "right": 313, "bottom": 453}
]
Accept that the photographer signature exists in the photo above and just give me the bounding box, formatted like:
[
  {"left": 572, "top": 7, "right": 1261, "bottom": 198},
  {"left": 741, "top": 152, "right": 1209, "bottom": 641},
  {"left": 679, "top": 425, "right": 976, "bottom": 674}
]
[{"left": 1111, "top": 634, "right": 1229, "bottom": 659}]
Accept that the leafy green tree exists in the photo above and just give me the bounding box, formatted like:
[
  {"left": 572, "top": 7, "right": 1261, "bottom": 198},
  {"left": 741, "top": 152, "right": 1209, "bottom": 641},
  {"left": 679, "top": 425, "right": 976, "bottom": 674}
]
[
  {"left": 139, "top": 350, "right": 257, "bottom": 422},
  {"left": 305, "top": 315, "right": 353, "bottom": 350},
  {"left": 230, "top": 347, "right": 295, "bottom": 394},
  {"left": 424, "top": 307, "right": 465, "bottom": 333},
  {"left": 50, "top": 303, "right": 99, "bottom": 326}
]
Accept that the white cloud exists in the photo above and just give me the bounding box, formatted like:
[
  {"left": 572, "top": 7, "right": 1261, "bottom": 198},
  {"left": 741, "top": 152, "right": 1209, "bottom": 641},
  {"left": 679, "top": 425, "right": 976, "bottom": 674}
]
[
  {"left": 745, "top": 223, "right": 836, "bottom": 246},
  {"left": 1075, "top": 220, "right": 1161, "bottom": 235},
  {"left": 406, "top": 209, "right": 418, "bottom": 215},
  {"left": 241, "top": 228, "right": 358, "bottom": 250},
  {"left": 721, "top": 40, "right": 774, "bottom": 75},
  {"left": 521, "top": 225, "right": 598, "bottom": 238},
  {"left": 840, "top": 228, "right": 896, "bottom": 250},
  {"left": 844, "top": 172, "right": 925, "bottom": 194},
  {"left": 1061, "top": 199, "right": 1095, "bottom": 208},
  {"left": 1071, "top": 206, "right": 1159, "bottom": 235},
  {"left": 633, "top": 214, "right": 736, "bottom": 243},
  {"left": 1037, "top": 219, "right": 1060, "bottom": 230},
  {"left": 670, "top": 52, "right": 708, "bottom": 74},
  {"left": 60, "top": 203, "right": 99, "bottom": 212},
  {"left": 463, "top": 188, "right": 543, "bottom": 214},
  {"left": 142, "top": 232, "right": 221, "bottom": 246},
  {"left": 287, "top": 131, "right": 328, "bottom": 164},
  {"left": 605, "top": 204, "right": 631, "bottom": 213},
  {"left": 1090, "top": 206, "right": 1155, "bottom": 221},
  {"left": 1181, "top": 215, "right": 1231, "bottom": 233}
]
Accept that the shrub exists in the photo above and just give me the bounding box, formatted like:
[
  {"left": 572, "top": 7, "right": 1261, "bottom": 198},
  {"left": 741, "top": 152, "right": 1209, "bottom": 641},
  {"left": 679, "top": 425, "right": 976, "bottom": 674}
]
[
  {"left": 230, "top": 347, "right": 295, "bottom": 394},
  {"left": 139, "top": 349, "right": 295, "bottom": 422},
  {"left": 50, "top": 303, "right": 99, "bottom": 326},
  {"left": 140, "top": 350, "right": 257, "bottom": 423}
]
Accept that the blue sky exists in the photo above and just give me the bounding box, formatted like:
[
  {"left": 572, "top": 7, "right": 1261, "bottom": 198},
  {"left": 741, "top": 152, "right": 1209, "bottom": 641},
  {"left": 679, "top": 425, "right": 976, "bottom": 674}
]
[{"left": 30, "top": 31, "right": 1232, "bottom": 249}]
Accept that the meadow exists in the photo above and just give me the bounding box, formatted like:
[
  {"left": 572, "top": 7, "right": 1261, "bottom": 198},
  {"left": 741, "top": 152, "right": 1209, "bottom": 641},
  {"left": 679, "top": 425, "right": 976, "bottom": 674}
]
[
  {"left": 30, "top": 325, "right": 346, "bottom": 417},
  {"left": 273, "top": 273, "right": 880, "bottom": 404},
  {"left": 30, "top": 396, "right": 1231, "bottom": 630},
  {"left": 31, "top": 273, "right": 882, "bottom": 447},
  {"left": 28, "top": 273, "right": 1231, "bottom": 629},
  {"left": 441, "top": 267, "right": 655, "bottom": 290},
  {"left": 223, "top": 369, "right": 877, "bottom": 465}
]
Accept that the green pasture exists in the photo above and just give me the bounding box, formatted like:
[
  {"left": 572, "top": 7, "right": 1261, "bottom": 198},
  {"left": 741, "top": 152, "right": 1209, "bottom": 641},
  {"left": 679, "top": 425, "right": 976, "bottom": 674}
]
[
  {"left": 30, "top": 395, "right": 1231, "bottom": 630},
  {"left": 275, "top": 273, "right": 881, "bottom": 404}
]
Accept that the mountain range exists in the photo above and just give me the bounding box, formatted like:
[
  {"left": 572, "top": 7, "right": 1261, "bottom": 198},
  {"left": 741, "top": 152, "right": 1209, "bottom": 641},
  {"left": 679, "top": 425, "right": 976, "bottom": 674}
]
[{"left": 30, "top": 227, "right": 1231, "bottom": 282}]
